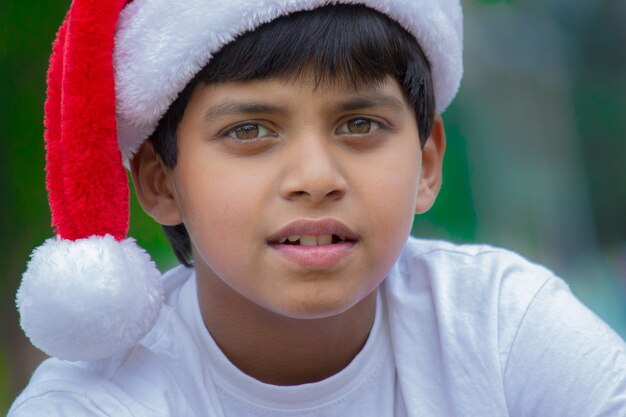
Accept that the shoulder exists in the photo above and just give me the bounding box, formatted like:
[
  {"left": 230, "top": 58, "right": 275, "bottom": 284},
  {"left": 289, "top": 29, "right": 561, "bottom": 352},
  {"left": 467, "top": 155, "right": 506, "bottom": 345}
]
[
  {"left": 385, "top": 238, "right": 626, "bottom": 414},
  {"left": 396, "top": 236, "right": 552, "bottom": 275},
  {"left": 385, "top": 237, "right": 558, "bottom": 360},
  {"left": 388, "top": 237, "right": 555, "bottom": 310},
  {"left": 9, "top": 265, "right": 198, "bottom": 417},
  {"left": 8, "top": 355, "right": 158, "bottom": 417},
  {"left": 386, "top": 238, "right": 619, "bottom": 354},
  {"left": 9, "top": 344, "right": 192, "bottom": 417},
  {"left": 502, "top": 272, "right": 626, "bottom": 415}
]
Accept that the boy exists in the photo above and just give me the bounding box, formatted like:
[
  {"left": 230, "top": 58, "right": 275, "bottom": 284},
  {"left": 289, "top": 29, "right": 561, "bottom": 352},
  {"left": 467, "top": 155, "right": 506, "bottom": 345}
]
[{"left": 10, "top": 0, "right": 626, "bottom": 415}]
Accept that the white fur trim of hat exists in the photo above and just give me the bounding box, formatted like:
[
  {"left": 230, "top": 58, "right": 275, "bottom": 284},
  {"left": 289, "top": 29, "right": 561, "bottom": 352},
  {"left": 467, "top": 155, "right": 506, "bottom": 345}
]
[{"left": 114, "top": 0, "right": 463, "bottom": 161}]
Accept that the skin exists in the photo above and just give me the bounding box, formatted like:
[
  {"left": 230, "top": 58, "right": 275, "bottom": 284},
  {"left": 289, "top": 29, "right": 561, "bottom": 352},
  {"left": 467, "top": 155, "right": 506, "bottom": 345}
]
[{"left": 131, "top": 73, "right": 446, "bottom": 385}]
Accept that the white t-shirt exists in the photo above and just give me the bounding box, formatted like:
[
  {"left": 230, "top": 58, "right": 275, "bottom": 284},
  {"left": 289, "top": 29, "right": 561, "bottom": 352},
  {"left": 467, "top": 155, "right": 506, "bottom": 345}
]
[{"left": 9, "top": 238, "right": 626, "bottom": 416}]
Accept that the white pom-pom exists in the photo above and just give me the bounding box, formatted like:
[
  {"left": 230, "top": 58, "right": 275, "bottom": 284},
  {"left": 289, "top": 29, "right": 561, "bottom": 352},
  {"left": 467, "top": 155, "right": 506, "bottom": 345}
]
[{"left": 17, "top": 235, "right": 163, "bottom": 361}]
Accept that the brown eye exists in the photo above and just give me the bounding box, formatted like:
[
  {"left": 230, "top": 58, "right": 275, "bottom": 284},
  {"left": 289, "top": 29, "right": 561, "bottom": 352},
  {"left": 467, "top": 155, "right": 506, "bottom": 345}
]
[
  {"left": 337, "top": 118, "right": 382, "bottom": 135},
  {"left": 233, "top": 124, "right": 259, "bottom": 140},
  {"left": 347, "top": 119, "right": 371, "bottom": 134},
  {"left": 226, "top": 123, "right": 273, "bottom": 141}
]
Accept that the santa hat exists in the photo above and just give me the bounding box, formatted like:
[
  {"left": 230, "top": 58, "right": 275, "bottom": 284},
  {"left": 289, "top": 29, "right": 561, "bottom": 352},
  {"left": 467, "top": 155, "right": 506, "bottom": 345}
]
[{"left": 17, "top": 0, "right": 463, "bottom": 361}]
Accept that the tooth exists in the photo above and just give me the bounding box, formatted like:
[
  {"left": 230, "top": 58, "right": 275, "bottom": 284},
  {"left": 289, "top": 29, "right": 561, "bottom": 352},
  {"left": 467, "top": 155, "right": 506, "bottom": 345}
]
[
  {"left": 287, "top": 235, "right": 300, "bottom": 242},
  {"left": 300, "top": 235, "right": 317, "bottom": 246},
  {"left": 280, "top": 237, "right": 288, "bottom": 244},
  {"left": 317, "top": 235, "right": 332, "bottom": 245}
]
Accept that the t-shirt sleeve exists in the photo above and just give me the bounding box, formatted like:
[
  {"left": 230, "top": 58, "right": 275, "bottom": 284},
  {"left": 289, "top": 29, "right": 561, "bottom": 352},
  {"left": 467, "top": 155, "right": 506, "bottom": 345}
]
[
  {"left": 7, "top": 357, "right": 161, "bottom": 417},
  {"left": 8, "top": 391, "right": 135, "bottom": 417},
  {"left": 503, "top": 276, "right": 626, "bottom": 416}
]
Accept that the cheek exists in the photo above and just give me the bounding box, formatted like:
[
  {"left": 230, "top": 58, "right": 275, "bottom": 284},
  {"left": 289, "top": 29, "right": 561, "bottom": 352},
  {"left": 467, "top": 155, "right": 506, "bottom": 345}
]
[
  {"left": 365, "top": 179, "right": 417, "bottom": 248},
  {"left": 354, "top": 154, "right": 421, "bottom": 270},
  {"left": 356, "top": 146, "right": 421, "bottom": 223},
  {"left": 172, "top": 156, "right": 270, "bottom": 259}
]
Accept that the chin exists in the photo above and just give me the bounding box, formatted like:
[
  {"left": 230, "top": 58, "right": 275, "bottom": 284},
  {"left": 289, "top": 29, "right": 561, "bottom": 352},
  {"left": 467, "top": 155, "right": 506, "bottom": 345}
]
[{"left": 268, "top": 286, "right": 373, "bottom": 320}]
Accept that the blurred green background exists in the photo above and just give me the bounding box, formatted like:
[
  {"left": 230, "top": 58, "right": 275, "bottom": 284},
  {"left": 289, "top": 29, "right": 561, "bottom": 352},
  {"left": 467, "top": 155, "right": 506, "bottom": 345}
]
[{"left": 1, "top": 0, "right": 625, "bottom": 413}]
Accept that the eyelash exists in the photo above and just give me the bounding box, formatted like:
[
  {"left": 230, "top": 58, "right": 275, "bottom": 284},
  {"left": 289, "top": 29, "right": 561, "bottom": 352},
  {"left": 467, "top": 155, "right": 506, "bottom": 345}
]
[
  {"left": 336, "top": 118, "right": 386, "bottom": 135},
  {"left": 222, "top": 122, "right": 277, "bottom": 142},
  {"left": 219, "top": 117, "right": 388, "bottom": 142}
]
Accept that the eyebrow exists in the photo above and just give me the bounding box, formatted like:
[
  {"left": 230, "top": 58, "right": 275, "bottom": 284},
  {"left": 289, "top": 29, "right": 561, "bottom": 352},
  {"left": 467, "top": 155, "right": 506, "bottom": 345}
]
[
  {"left": 331, "top": 94, "right": 408, "bottom": 114},
  {"left": 203, "top": 92, "right": 407, "bottom": 121},
  {"left": 203, "top": 102, "right": 284, "bottom": 121}
]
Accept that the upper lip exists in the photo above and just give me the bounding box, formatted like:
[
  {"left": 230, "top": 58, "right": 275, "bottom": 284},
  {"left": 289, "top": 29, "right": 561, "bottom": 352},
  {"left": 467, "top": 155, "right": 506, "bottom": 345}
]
[{"left": 266, "top": 218, "right": 359, "bottom": 243}]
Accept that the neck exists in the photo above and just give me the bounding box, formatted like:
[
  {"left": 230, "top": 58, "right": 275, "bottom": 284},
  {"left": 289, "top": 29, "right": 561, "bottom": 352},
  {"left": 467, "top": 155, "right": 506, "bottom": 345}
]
[{"left": 195, "top": 267, "right": 378, "bottom": 386}]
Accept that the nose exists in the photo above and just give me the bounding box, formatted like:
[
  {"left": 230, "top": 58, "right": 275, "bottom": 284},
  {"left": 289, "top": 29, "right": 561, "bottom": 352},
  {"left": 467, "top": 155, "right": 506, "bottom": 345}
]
[{"left": 278, "top": 136, "right": 348, "bottom": 204}]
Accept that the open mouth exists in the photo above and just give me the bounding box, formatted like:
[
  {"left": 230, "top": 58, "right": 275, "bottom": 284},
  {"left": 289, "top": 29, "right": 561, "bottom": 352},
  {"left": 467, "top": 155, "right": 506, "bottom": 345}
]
[
  {"left": 266, "top": 218, "right": 359, "bottom": 250},
  {"left": 267, "top": 219, "right": 358, "bottom": 267},
  {"left": 278, "top": 234, "right": 350, "bottom": 246}
]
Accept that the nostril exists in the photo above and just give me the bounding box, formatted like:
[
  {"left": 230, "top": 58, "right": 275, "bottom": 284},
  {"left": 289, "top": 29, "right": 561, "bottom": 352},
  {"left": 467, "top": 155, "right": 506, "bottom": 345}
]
[
  {"left": 326, "top": 189, "right": 346, "bottom": 200},
  {"left": 278, "top": 155, "right": 348, "bottom": 203}
]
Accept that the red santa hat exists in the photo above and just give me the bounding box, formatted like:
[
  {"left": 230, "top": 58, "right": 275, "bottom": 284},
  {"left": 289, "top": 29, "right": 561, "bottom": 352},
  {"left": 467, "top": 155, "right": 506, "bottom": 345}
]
[{"left": 17, "top": 0, "right": 463, "bottom": 361}]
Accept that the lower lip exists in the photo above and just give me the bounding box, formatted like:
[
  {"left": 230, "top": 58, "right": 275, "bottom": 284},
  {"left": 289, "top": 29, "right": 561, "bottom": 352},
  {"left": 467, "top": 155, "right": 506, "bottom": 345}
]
[{"left": 269, "top": 242, "right": 357, "bottom": 269}]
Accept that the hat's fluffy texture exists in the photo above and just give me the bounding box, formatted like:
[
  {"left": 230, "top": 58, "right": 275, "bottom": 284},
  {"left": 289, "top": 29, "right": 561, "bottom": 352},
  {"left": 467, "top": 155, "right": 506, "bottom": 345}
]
[
  {"left": 16, "top": 0, "right": 165, "bottom": 362},
  {"left": 114, "top": 0, "right": 463, "bottom": 160},
  {"left": 17, "top": 236, "right": 163, "bottom": 361},
  {"left": 47, "top": 0, "right": 130, "bottom": 240}
]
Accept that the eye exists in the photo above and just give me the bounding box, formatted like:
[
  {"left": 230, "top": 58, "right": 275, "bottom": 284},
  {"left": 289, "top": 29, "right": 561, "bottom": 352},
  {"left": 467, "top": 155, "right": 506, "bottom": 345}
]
[
  {"left": 225, "top": 123, "right": 275, "bottom": 141},
  {"left": 336, "top": 118, "right": 382, "bottom": 135}
]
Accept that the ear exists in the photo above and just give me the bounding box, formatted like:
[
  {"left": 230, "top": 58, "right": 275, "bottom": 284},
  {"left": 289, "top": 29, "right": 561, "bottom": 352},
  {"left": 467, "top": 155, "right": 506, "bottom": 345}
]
[
  {"left": 130, "top": 141, "right": 182, "bottom": 226},
  {"left": 415, "top": 115, "right": 446, "bottom": 214}
]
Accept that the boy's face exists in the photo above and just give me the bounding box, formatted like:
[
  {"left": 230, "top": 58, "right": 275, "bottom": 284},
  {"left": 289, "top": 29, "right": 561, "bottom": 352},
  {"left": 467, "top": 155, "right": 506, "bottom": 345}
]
[{"left": 134, "top": 73, "right": 445, "bottom": 320}]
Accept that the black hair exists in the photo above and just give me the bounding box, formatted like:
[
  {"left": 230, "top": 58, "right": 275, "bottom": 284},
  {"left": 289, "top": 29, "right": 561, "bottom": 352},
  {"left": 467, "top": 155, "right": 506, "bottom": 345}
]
[{"left": 149, "top": 4, "right": 435, "bottom": 266}]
